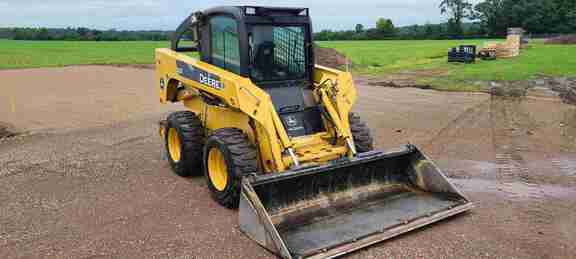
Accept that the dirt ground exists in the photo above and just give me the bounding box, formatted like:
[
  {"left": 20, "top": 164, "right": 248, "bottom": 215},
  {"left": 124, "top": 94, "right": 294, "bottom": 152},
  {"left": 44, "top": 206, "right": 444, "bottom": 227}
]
[
  {"left": 1, "top": 66, "right": 576, "bottom": 259},
  {"left": 315, "top": 47, "right": 349, "bottom": 69},
  {"left": 0, "top": 66, "right": 178, "bottom": 134}
]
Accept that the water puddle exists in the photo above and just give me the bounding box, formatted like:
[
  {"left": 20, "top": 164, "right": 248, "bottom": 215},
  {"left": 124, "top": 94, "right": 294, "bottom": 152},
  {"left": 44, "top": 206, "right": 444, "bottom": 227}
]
[
  {"left": 452, "top": 178, "right": 576, "bottom": 201},
  {"left": 561, "top": 109, "right": 576, "bottom": 151},
  {"left": 442, "top": 159, "right": 499, "bottom": 174},
  {"left": 0, "top": 122, "right": 18, "bottom": 139},
  {"left": 548, "top": 157, "right": 576, "bottom": 177}
]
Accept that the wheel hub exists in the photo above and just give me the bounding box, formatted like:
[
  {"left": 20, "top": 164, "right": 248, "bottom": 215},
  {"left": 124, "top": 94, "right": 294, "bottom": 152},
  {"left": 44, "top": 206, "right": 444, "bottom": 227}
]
[
  {"left": 167, "top": 128, "right": 181, "bottom": 162},
  {"left": 208, "top": 148, "right": 228, "bottom": 191}
]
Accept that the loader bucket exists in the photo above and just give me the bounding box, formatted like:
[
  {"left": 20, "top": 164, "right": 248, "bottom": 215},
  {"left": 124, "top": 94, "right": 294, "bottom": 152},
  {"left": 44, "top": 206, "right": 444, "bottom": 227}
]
[{"left": 239, "top": 145, "right": 473, "bottom": 259}]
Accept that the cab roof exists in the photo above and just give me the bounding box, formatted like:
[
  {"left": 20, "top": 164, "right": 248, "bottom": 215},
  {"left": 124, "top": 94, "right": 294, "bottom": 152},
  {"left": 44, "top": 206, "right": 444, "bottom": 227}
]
[{"left": 202, "top": 6, "right": 309, "bottom": 19}]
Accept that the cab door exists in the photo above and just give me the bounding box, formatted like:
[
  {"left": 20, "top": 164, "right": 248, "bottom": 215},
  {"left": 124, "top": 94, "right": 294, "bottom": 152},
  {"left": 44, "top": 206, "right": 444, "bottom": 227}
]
[{"left": 205, "top": 15, "right": 241, "bottom": 75}]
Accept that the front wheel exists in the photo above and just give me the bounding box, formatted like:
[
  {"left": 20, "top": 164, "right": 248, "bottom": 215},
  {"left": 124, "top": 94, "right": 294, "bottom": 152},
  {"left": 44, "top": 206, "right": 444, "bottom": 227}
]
[
  {"left": 203, "top": 128, "right": 258, "bottom": 209},
  {"left": 349, "top": 112, "right": 374, "bottom": 153},
  {"left": 164, "top": 111, "right": 204, "bottom": 177}
]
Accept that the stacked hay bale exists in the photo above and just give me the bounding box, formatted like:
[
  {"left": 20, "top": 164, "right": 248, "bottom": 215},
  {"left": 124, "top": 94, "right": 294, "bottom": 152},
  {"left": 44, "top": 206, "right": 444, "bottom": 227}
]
[
  {"left": 480, "top": 28, "right": 524, "bottom": 59},
  {"left": 497, "top": 28, "right": 523, "bottom": 58}
]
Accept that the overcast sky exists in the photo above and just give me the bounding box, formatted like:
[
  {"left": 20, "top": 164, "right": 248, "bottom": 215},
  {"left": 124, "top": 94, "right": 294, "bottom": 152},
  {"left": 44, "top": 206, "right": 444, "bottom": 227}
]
[{"left": 0, "top": 0, "right": 483, "bottom": 31}]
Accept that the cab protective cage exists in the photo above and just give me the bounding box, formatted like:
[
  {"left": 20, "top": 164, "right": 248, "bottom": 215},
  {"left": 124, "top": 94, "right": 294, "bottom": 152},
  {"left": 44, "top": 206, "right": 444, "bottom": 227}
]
[{"left": 170, "top": 6, "right": 314, "bottom": 81}]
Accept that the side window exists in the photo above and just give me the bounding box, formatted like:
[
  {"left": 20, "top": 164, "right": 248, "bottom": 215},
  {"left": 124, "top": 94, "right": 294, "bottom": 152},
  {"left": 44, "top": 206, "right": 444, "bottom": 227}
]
[{"left": 210, "top": 16, "right": 240, "bottom": 74}]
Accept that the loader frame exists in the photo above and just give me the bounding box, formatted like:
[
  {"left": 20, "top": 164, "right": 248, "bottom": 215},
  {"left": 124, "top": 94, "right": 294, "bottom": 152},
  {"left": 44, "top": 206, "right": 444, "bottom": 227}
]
[
  {"left": 156, "top": 6, "right": 358, "bottom": 173},
  {"left": 157, "top": 50, "right": 356, "bottom": 172}
]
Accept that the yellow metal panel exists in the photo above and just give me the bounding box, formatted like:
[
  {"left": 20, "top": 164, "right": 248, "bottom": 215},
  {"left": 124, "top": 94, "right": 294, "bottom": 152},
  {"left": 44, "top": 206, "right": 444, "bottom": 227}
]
[
  {"left": 204, "top": 106, "right": 252, "bottom": 139},
  {"left": 181, "top": 95, "right": 202, "bottom": 114},
  {"left": 156, "top": 48, "right": 360, "bottom": 173},
  {"left": 283, "top": 144, "right": 348, "bottom": 165},
  {"left": 290, "top": 133, "right": 330, "bottom": 149},
  {"left": 156, "top": 48, "right": 290, "bottom": 172},
  {"left": 313, "top": 65, "right": 357, "bottom": 142},
  {"left": 255, "top": 122, "right": 286, "bottom": 172}
]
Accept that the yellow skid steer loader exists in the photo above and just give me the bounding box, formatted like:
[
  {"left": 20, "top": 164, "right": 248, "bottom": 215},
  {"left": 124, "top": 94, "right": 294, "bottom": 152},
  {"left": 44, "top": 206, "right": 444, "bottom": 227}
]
[{"left": 156, "top": 6, "right": 473, "bottom": 258}]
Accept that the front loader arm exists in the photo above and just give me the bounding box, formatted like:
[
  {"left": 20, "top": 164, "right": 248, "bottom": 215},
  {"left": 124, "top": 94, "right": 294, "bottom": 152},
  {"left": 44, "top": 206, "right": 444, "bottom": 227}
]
[
  {"left": 156, "top": 48, "right": 293, "bottom": 171},
  {"left": 313, "top": 65, "right": 358, "bottom": 154}
]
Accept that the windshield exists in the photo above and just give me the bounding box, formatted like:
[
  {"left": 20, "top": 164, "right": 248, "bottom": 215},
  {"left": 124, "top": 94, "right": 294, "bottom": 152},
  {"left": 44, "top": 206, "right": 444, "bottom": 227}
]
[{"left": 248, "top": 25, "right": 307, "bottom": 82}]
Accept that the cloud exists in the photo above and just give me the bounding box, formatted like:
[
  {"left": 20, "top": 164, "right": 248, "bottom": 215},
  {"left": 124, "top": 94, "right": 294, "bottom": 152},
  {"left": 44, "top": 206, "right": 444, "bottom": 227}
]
[{"left": 0, "top": 0, "right": 481, "bottom": 30}]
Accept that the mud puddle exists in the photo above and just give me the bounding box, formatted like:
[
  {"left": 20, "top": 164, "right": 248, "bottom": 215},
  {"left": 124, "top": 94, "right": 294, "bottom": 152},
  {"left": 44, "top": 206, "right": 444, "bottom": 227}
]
[
  {"left": 359, "top": 70, "right": 449, "bottom": 90},
  {"left": 453, "top": 178, "right": 576, "bottom": 201},
  {"left": 483, "top": 76, "right": 576, "bottom": 103},
  {"left": 0, "top": 122, "right": 17, "bottom": 139},
  {"left": 430, "top": 88, "right": 576, "bottom": 203},
  {"left": 440, "top": 159, "right": 499, "bottom": 178},
  {"left": 366, "top": 80, "right": 432, "bottom": 90},
  {"left": 548, "top": 157, "right": 576, "bottom": 176}
]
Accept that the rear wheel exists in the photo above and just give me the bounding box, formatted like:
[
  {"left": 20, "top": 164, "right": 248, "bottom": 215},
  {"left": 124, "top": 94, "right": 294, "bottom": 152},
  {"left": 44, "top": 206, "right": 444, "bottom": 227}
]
[
  {"left": 203, "top": 128, "right": 258, "bottom": 209},
  {"left": 349, "top": 112, "right": 374, "bottom": 153},
  {"left": 165, "top": 111, "right": 204, "bottom": 177}
]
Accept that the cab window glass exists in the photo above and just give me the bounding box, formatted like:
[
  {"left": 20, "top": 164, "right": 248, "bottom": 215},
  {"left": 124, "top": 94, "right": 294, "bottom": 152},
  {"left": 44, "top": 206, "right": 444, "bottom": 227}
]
[
  {"left": 249, "top": 25, "right": 306, "bottom": 82},
  {"left": 210, "top": 16, "right": 240, "bottom": 74}
]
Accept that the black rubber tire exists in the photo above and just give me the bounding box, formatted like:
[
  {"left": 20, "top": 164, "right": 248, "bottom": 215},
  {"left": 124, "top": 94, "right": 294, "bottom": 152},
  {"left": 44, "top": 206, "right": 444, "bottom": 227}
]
[
  {"left": 165, "top": 111, "right": 204, "bottom": 177},
  {"left": 349, "top": 112, "right": 374, "bottom": 153},
  {"left": 203, "top": 128, "right": 258, "bottom": 209}
]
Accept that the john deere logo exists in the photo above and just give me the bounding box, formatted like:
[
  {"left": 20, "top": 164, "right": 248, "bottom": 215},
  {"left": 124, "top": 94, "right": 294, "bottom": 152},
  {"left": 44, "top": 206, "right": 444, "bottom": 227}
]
[
  {"left": 199, "top": 72, "right": 224, "bottom": 90},
  {"left": 176, "top": 60, "right": 224, "bottom": 90},
  {"left": 286, "top": 116, "right": 298, "bottom": 127}
]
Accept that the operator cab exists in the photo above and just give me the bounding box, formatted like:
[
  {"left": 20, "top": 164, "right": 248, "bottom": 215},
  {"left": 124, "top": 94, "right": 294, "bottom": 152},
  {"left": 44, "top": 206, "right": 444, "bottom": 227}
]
[
  {"left": 172, "top": 6, "right": 323, "bottom": 138},
  {"left": 248, "top": 24, "right": 307, "bottom": 83}
]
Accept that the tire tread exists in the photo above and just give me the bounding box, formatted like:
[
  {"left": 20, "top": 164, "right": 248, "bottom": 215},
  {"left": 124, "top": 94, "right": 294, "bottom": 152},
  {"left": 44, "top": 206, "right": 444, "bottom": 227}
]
[
  {"left": 349, "top": 112, "right": 375, "bottom": 153},
  {"left": 205, "top": 128, "right": 258, "bottom": 208},
  {"left": 166, "top": 111, "right": 204, "bottom": 177}
]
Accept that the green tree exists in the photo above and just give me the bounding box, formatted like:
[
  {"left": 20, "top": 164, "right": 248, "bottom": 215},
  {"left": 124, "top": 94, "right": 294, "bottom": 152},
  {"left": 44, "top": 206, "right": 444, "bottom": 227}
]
[
  {"left": 567, "top": 9, "right": 576, "bottom": 30},
  {"left": 472, "top": 0, "right": 504, "bottom": 35},
  {"left": 355, "top": 24, "right": 364, "bottom": 33},
  {"left": 376, "top": 18, "right": 396, "bottom": 35},
  {"left": 440, "top": 0, "right": 473, "bottom": 35},
  {"left": 424, "top": 23, "right": 434, "bottom": 37},
  {"left": 410, "top": 25, "right": 420, "bottom": 34},
  {"left": 473, "top": 0, "right": 576, "bottom": 35},
  {"left": 36, "top": 28, "right": 51, "bottom": 40}
]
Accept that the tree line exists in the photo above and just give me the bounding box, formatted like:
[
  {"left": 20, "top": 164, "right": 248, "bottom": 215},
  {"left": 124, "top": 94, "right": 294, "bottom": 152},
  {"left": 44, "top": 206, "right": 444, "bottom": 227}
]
[
  {"left": 1, "top": 0, "right": 574, "bottom": 41},
  {"left": 314, "top": 20, "right": 488, "bottom": 41},
  {"left": 0, "top": 27, "right": 170, "bottom": 41},
  {"left": 472, "top": 0, "right": 576, "bottom": 35},
  {"left": 315, "top": 0, "right": 576, "bottom": 41}
]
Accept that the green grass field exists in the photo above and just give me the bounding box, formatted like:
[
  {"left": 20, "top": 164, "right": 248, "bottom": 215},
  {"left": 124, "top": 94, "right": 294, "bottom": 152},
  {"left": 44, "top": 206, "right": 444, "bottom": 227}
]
[
  {"left": 1, "top": 39, "right": 575, "bottom": 91},
  {"left": 0, "top": 40, "right": 167, "bottom": 69},
  {"left": 321, "top": 39, "right": 576, "bottom": 79}
]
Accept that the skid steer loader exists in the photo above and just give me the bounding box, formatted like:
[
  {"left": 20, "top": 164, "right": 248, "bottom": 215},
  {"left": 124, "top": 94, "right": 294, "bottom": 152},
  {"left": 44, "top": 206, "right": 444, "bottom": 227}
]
[{"left": 156, "top": 6, "right": 473, "bottom": 258}]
